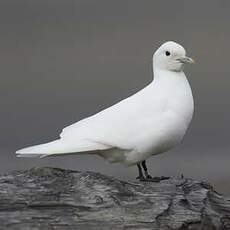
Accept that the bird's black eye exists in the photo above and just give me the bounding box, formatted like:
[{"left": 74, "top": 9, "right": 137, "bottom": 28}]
[{"left": 165, "top": 51, "right": 170, "bottom": 56}]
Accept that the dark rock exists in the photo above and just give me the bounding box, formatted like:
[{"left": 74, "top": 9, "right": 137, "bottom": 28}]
[{"left": 0, "top": 167, "right": 230, "bottom": 230}]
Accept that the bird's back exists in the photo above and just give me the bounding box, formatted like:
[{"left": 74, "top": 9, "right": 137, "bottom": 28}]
[{"left": 60, "top": 83, "right": 158, "bottom": 149}]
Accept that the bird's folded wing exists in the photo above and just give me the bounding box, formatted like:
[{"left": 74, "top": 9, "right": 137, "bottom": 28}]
[
  {"left": 59, "top": 111, "right": 136, "bottom": 150},
  {"left": 59, "top": 89, "right": 156, "bottom": 150}
]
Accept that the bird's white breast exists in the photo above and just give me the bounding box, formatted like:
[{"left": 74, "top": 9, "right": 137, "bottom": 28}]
[{"left": 131, "top": 69, "right": 194, "bottom": 161}]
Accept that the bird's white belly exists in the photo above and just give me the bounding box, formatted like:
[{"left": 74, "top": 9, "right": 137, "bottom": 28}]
[
  {"left": 98, "top": 110, "right": 192, "bottom": 166},
  {"left": 152, "top": 112, "right": 189, "bottom": 152},
  {"left": 123, "top": 118, "right": 185, "bottom": 165}
]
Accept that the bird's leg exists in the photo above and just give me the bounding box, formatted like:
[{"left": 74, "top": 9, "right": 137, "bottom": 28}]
[
  {"left": 136, "top": 163, "right": 145, "bottom": 181},
  {"left": 141, "top": 160, "right": 170, "bottom": 182},
  {"left": 141, "top": 160, "right": 152, "bottom": 179}
]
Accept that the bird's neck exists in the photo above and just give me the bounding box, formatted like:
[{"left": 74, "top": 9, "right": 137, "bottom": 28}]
[
  {"left": 151, "top": 68, "right": 192, "bottom": 92},
  {"left": 153, "top": 68, "right": 186, "bottom": 84},
  {"left": 150, "top": 68, "right": 192, "bottom": 98}
]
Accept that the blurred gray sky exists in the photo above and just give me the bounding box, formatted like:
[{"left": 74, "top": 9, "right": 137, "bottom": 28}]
[{"left": 1, "top": 0, "right": 230, "bottom": 194}]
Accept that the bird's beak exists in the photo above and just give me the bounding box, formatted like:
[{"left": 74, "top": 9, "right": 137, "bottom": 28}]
[{"left": 177, "top": 56, "right": 195, "bottom": 64}]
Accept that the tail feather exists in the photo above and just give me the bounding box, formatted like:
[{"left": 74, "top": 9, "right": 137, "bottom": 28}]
[{"left": 16, "top": 139, "right": 110, "bottom": 158}]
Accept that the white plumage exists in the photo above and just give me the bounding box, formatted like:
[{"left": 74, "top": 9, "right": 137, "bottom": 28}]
[{"left": 16, "top": 41, "right": 194, "bottom": 166}]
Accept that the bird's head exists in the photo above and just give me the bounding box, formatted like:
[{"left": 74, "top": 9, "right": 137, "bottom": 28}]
[{"left": 153, "top": 41, "right": 195, "bottom": 72}]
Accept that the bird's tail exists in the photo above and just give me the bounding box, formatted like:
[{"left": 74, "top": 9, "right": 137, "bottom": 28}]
[{"left": 16, "top": 139, "right": 110, "bottom": 158}]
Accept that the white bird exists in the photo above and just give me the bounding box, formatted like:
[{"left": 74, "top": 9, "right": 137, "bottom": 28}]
[{"left": 16, "top": 41, "right": 195, "bottom": 181}]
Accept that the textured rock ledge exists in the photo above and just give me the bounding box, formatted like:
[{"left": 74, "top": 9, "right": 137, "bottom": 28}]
[{"left": 0, "top": 167, "right": 230, "bottom": 230}]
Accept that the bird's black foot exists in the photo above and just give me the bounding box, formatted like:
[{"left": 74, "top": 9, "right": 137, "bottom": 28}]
[
  {"left": 136, "top": 175, "right": 145, "bottom": 181},
  {"left": 137, "top": 176, "right": 170, "bottom": 182},
  {"left": 149, "top": 176, "right": 170, "bottom": 182},
  {"left": 142, "top": 174, "right": 154, "bottom": 181},
  {"left": 146, "top": 175, "right": 152, "bottom": 179},
  {"left": 136, "top": 161, "right": 170, "bottom": 182},
  {"left": 136, "top": 176, "right": 147, "bottom": 182}
]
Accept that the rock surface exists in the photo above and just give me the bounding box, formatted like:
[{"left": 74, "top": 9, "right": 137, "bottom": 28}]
[{"left": 0, "top": 167, "right": 230, "bottom": 230}]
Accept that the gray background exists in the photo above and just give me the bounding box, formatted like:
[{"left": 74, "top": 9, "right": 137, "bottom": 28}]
[{"left": 1, "top": 0, "right": 230, "bottom": 194}]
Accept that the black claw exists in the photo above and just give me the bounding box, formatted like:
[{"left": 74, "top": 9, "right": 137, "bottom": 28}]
[
  {"left": 147, "top": 178, "right": 161, "bottom": 182},
  {"left": 138, "top": 176, "right": 170, "bottom": 183},
  {"left": 136, "top": 176, "right": 145, "bottom": 181},
  {"left": 146, "top": 175, "right": 152, "bottom": 179},
  {"left": 152, "top": 176, "right": 170, "bottom": 181}
]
